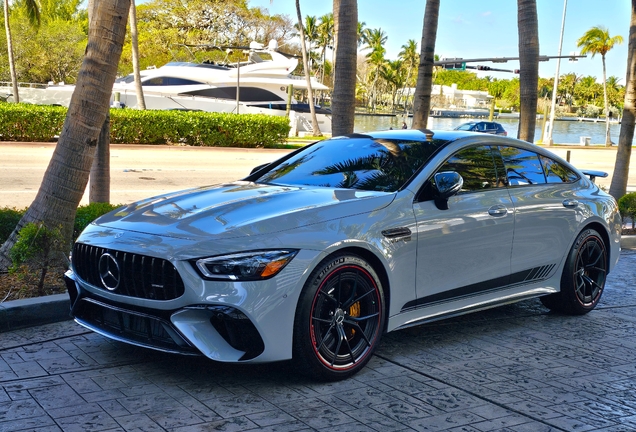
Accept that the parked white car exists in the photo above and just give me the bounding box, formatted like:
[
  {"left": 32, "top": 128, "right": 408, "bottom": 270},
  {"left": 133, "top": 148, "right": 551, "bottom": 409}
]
[{"left": 65, "top": 129, "right": 621, "bottom": 380}]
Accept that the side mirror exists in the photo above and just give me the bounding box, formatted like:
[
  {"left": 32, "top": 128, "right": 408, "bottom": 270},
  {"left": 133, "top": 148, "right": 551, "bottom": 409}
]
[{"left": 433, "top": 171, "right": 463, "bottom": 210}]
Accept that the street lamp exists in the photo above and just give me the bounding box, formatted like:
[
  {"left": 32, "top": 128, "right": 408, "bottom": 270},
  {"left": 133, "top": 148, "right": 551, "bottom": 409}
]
[{"left": 546, "top": 0, "right": 568, "bottom": 146}]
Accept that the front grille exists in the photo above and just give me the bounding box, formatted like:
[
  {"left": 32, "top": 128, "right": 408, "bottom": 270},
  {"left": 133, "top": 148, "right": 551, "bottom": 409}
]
[
  {"left": 72, "top": 243, "right": 185, "bottom": 300},
  {"left": 74, "top": 297, "right": 198, "bottom": 355}
]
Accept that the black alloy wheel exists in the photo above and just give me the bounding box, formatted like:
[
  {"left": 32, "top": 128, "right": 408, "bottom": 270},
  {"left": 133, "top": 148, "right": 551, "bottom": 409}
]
[
  {"left": 294, "top": 254, "right": 385, "bottom": 381},
  {"left": 541, "top": 228, "right": 607, "bottom": 315}
]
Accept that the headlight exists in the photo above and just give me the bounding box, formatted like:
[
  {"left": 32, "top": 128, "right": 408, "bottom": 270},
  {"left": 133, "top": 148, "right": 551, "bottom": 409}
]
[{"left": 194, "top": 250, "right": 298, "bottom": 281}]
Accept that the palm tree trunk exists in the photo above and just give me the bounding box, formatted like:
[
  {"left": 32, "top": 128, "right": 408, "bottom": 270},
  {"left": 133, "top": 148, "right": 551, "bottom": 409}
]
[
  {"left": 601, "top": 54, "right": 612, "bottom": 146},
  {"left": 331, "top": 0, "right": 357, "bottom": 136},
  {"left": 412, "top": 0, "right": 440, "bottom": 130},
  {"left": 0, "top": 0, "right": 131, "bottom": 271},
  {"left": 609, "top": 1, "right": 636, "bottom": 199},
  {"left": 401, "top": 65, "right": 413, "bottom": 115},
  {"left": 295, "top": 0, "right": 322, "bottom": 136},
  {"left": 4, "top": 0, "right": 19, "bottom": 103},
  {"left": 130, "top": 0, "right": 146, "bottom": 109},
  {"left": 90, "top": 114, "right": 111, "bottom": 203},
  {"left": 517, "top": 0, "right": 539, "bottom": 143}
]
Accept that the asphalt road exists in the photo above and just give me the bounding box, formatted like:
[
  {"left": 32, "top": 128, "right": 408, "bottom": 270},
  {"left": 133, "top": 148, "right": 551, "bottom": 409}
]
[
  {"left": 1, "top": 141, "right": 634, "bottom": 209},
  {"left": 0, "top": 143, "right": 292, "bottom": 209}
]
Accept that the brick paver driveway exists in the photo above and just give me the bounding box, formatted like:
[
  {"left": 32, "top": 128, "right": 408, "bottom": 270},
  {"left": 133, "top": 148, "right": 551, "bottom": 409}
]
[{"left": 2, "top": 251, "right": 636, "bottom": 431}]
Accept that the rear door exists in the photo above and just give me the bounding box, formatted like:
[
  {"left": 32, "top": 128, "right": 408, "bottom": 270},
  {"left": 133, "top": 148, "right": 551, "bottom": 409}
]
[{"left": 497, "top": 145, "right": 583, "bottom": 276}]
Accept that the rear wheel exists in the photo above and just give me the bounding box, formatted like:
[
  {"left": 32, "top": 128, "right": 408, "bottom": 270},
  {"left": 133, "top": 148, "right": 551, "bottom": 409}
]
[
  {"left": 541, "top": 228, "right": 607, "bottom": 315},
  {"left": 293, "top": 253, "right": 385, "bottom": 381}
]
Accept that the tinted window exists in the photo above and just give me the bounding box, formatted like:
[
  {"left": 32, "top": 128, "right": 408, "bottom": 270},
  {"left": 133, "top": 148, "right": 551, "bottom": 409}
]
[
  {"left": 115, "top": 74, "right": 135, "bottom": 84},
  {"left": 181, "top": 87, "right": 284, "bottom": 102},
  {"left": 499, "top": 146, "right": 546, "bottom": 186},
  {"left": 434, "top": 145, "right": 502, "bottom": 193},
  {"left": 540, "top": 155, "right": 579, "bottom": 183},
  {"left": 256, "top": 137, "right": 448, "bottom": 192},
  {"left": 456, "top": 123, "right": 475, "bottom": 131},
  {"left": 144, "top": 77, "right": 204, "bottom": 86}
]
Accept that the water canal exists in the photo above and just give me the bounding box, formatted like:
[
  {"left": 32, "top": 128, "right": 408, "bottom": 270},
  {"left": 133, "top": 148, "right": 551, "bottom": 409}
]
[{"left": 354, "top": 114, "right": 622, "bottom": 145}]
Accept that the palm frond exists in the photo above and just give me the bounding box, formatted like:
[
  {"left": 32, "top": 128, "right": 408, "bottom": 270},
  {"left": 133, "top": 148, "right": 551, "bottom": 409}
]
[{"left": 24, "top": 0, "right": 41, "bottom": 27}]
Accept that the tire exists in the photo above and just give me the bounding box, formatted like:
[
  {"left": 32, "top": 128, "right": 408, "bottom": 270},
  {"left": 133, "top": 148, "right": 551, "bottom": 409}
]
[
  {"left": 541, "top": 228, "right": 607, "bottom": 315},
  {"left": 293, "top": 253, "right": 385, "bottom": 381}
]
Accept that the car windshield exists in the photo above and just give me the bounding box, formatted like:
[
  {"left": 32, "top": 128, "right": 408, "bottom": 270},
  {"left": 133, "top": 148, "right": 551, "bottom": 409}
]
[
  {"left": 255, "top": 136, "right": 448, "bottom": 192},
  {"left": 456, "top": 123, "right": 475, "bottom": 131}
]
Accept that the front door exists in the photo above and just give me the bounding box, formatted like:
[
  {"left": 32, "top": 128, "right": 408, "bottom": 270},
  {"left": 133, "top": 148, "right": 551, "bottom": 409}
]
[{"left": 411, "top": 145, "right": 514, "bottom": 310}]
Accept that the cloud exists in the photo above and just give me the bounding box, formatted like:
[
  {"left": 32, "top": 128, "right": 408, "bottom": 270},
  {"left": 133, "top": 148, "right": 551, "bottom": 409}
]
[
  {"left": 482, "top": 11, "right": 492, "bottom": 17},
  {"left": 452, "top": 15, "right": 468, "bottom": 24}
]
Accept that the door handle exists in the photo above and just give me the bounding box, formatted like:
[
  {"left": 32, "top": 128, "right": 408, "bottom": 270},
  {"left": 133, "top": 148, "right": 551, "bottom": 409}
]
[
  {"left": 488, "top": 205, "right": 508, "bottom": 217},
  {"left": 562, "top": 199, "right": 579, "bottom": 208}
]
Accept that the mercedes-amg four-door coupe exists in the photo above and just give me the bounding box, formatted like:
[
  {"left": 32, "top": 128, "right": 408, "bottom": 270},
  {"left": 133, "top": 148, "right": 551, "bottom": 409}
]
[{"left": 65, "top": 129, "right": 621, "bottom": 381}]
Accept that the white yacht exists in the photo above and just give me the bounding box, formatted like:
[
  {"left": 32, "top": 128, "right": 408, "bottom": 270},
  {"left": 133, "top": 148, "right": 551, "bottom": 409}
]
[{"left": 1, "top": 40, "right": 331, "bottom": 135}]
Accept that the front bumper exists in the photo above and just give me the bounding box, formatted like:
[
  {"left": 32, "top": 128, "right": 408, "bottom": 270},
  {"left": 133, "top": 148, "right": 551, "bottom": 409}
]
[
  {"left": 65, "top": 247, "right": 318, "bottom": 363},
  {"left": 66, "top": 271, "right": 265, "bottom": 360}
]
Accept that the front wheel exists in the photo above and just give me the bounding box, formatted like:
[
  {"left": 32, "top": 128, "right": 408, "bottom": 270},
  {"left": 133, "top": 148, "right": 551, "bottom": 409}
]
[
  {"left": 293, "top": 254, "right": 385, "bottom": 381},
  {"left": 541, "top": 228, "right": 607, "bottom": 315}
]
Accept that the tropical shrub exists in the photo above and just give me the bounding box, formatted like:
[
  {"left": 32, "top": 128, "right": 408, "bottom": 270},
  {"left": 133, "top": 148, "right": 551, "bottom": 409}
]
[
  {"left": 74, "top": 202, "right": 122, "bottom": 239},
  {"left": 9, "top": 222, "right": 67, "bottom": 296},
  {"left": 0, "top": 207, "right": 27, "bottom": 243},
  {"left": 618, "top": 192, "right": 636, "bottom": 229},
  {"left": 0, "top": 104, "right": 290, "bottom": 147}
]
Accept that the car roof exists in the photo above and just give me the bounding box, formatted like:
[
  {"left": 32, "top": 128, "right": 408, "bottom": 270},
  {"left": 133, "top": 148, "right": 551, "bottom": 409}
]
[{"left": 342, "top": 129, "right": 484, "bottom": 142}]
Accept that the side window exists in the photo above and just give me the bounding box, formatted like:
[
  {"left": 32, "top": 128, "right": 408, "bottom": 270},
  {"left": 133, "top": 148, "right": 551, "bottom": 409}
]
[
  {"left": 499, "top": 146, "right": 546, "bottom": 186},
  {"left": 434, "top": 145, "right": 501, "bottom": 193},
  {"left": 540, "top": 155, "right": 580, "bottom": 183},
  {"left": 143, "top": 77, "right": 165, "bottom": 86}
]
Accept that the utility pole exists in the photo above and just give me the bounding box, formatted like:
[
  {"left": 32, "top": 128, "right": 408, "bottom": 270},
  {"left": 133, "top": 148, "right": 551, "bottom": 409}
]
[{"left": 546, "top": 0, "right": 568, "bottom": 146}]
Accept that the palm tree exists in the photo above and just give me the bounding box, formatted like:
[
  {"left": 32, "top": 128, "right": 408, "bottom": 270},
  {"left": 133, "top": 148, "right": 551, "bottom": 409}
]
[
  {"left": 294, "top": 1, "right": 321, "bottom": 136},
  {"left": 331, "top": 0, "right": 358, "bottom": 136},
  {"left": 356, "top": 21, "right": 366, "bottom": 47},
  {"left": 609, "top": 1, "right": 636, "bottom": 199},
  {"left": 398, "top": 39, "right": 418, "bottom": 114},
  {"left": 558, "top": 72, "right": 580, "bottom": 110},
  {"left": 517, "top": 0, "right": 539, "bottom": 143},
  {"left": 366, "top": 47, "right": 387, "bottom": 112},
  {"left": 296, "top": 14, "right": 318, "bottom": 73},
  {"left": 361, "top": 27, "right": 387, "bottom": 53},
  {"left": 381, "top": 59, "right": 405, "bottom": 110},
  {"left": 4, "top": 0, "right": 40, "bottom": 103},
  {"left": 129, "top": 0, "right": 146, "bottom": 109},
  {"left": 0, "top": 0, "right": 131, "bottom": 271},
  {"left": 577, "top": 26, "right": 624, "bottom": 146},
  {"left": 316, "top": 13, "right": 333, "bottom": 83},
  {"left": 412, "top": 0, "right": 440, "bottom": 129}
]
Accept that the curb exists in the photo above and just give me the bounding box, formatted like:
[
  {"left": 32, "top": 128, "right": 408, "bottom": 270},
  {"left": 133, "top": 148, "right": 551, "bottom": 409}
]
[
  {"left": 1, "top": 236, "right": 635, "bottom": 334},
  {"left": 622, "top": 235, "right": 636, "bottom": 250},
  {"left": 0, "top": 293, "right": 70, "bottom": 333}
]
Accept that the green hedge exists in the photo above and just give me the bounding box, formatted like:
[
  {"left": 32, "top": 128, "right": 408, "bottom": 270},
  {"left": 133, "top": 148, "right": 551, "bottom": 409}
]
[{"left": 0, "top": 104, "right": 290, "bottom": 147}]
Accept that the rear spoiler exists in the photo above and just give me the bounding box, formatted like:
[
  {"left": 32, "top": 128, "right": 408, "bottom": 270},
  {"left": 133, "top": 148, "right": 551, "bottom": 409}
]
[{"left": 581, "top": 170, "right": 608, "bottom": 183}]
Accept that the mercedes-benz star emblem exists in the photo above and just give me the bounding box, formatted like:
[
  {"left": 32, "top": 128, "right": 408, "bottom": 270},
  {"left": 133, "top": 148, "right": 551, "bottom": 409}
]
[{"left": 98, "top": 253, "right": 121, "bottom": 291}]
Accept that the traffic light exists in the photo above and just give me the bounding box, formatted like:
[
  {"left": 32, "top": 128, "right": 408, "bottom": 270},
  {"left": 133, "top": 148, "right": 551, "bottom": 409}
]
[
  {"left": 513, "top": 69, "right": 520, "bottom": 74},
  {"left": 441, "top": 58, "right": 465, "bottom": 70},
  {"left": 477, "top": 65, "right": 491, "bottom": 71}
]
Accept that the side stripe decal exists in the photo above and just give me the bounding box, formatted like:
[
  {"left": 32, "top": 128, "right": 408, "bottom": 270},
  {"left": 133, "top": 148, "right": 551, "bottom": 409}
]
[{"left": 402, "top": 264, "right": 557, "bottom": 312}]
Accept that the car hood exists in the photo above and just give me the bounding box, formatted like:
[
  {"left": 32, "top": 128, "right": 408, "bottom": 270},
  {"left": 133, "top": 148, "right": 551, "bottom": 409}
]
[{"left": 95, "top": 181, "right": 395, "bottom": 240}]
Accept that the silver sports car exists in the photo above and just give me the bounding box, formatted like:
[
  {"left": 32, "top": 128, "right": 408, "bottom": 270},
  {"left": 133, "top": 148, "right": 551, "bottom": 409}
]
[{"left": 65, "top": 130, "right": 621, "bottom": 381}]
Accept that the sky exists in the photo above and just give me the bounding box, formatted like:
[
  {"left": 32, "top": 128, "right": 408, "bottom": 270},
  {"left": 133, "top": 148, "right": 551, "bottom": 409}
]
[{"left": 248, "top": 0, "right": 631, "bottom": 82}]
